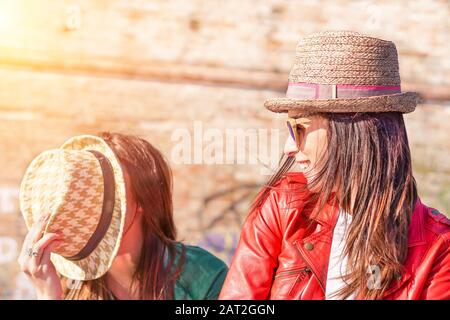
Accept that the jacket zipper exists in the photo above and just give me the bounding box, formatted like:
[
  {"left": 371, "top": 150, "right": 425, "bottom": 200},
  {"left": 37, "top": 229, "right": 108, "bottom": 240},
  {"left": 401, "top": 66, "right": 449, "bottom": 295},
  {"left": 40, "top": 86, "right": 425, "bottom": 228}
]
[
  {"left": 274, "top": 267, "right": 311, "bottom": 279},
  {"left": 293, "top": 240, "right": 326, "bottom": 293},
  {"left": 274, "top": 267, "right": 312, "bottom": 297}
]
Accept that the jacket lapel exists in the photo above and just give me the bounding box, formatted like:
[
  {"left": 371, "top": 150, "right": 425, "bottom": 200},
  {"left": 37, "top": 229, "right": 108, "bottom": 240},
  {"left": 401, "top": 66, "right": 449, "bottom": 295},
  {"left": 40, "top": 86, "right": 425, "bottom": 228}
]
[
  {"left": 384, "top": 198, "right": 426, "bottom": 297},
  {"left": 407, "top": 198, "right": 426, "bottom": 247},
  {"left": 295, "top": 196, "right": 426, "bottom": 298},
  {"left": 295, "top": 198, "right": 340, "bottom": 296}
]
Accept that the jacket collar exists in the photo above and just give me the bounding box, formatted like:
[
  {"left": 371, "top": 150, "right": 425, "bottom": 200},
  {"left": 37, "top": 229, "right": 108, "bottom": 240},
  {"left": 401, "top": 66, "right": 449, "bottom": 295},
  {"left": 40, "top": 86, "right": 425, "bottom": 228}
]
[
  {"left": 284, "top": 172, "right": 340, "bottom": 227},
  {"left": 311, "top": 196, "right": 427, "bottom": 247},
  {"left": 407, "top": 198, "right": 427, "bottom": 247},
  {"left": 284, "top": 172, "right": 426, "bottom": 247}
]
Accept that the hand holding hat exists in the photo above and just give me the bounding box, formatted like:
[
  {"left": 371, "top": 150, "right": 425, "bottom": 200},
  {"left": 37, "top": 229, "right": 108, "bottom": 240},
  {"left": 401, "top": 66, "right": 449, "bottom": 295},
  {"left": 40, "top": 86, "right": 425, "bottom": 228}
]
[
  {"left": 18, "top": 212, "right": 64, "bottom": 299},
  {"left": 19, "top": 135, "right": 127, "bottom": 282}
]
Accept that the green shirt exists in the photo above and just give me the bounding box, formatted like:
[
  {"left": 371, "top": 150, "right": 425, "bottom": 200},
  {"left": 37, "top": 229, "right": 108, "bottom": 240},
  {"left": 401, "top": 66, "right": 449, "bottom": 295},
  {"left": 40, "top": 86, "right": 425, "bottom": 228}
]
[
  {"left": 62, "top": 243, "right": 228, "bottom": 300},
  {"left": 173, "top": 243, "right": 228, "bottom": 300}
]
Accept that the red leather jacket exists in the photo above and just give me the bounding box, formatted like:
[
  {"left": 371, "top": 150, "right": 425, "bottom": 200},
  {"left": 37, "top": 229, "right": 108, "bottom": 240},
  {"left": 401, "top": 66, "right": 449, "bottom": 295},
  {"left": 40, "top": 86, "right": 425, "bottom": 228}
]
[{"left": 219, "top": 173, "right": 450, "bottom": 300}]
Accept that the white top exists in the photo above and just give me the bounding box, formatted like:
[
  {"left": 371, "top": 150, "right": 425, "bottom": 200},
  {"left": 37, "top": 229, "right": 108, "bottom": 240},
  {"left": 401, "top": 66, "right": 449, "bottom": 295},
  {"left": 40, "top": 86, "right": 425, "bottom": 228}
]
[{"left": 325, "top": 207, "right": 356, "bottom": 300}]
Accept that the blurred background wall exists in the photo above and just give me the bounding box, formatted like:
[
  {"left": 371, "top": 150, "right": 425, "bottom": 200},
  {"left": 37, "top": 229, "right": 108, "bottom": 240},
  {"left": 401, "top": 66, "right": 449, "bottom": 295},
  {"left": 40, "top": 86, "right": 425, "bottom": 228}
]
[{"left": 0, "top": 0, "right": 449, "bottom": 299}]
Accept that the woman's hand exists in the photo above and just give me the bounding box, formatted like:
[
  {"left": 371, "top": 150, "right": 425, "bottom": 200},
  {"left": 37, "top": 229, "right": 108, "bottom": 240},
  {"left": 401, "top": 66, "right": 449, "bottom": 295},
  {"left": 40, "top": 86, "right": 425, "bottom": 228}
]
[{"left": 18, "top": 213, "right": 64, "bottom": 300}]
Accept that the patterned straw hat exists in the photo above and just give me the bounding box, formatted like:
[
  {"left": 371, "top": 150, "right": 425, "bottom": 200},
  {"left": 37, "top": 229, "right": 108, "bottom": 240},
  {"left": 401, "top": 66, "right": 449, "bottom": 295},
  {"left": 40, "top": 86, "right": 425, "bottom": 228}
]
[
  {"left": 19, "top": 135, "right": 127, "bottom": 281},
  {"left": 265, "top": 31, "right": 420, "bottom": 117}
]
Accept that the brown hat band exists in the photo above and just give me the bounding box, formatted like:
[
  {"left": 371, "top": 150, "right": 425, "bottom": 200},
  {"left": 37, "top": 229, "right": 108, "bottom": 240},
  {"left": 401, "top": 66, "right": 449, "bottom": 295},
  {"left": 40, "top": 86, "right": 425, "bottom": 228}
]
[
  {"left": 286, "top": 82, "right": 401, "bottom": 100},
  {"left": 66, "top": 150, "right": 116, "bottom": 261}
]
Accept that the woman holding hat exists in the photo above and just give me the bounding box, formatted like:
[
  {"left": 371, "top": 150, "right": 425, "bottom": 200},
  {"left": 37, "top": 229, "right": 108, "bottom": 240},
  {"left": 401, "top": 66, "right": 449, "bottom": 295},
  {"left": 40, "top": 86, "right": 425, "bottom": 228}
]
[
  {"left": 219, "top": 31, "right": 450, "bottom": 300},
  {"left": 18, "top": 132, "right": 228, "bottom": 300}
]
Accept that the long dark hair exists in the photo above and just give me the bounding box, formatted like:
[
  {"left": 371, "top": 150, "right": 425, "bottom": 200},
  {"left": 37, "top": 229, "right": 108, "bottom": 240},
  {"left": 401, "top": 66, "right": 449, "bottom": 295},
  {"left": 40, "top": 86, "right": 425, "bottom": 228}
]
[
  {"left": 63, "top": 132, "right": 185, "bottom": 299},
  {"left": 252, "top": 112, "right": 418, "bottom": 299}
]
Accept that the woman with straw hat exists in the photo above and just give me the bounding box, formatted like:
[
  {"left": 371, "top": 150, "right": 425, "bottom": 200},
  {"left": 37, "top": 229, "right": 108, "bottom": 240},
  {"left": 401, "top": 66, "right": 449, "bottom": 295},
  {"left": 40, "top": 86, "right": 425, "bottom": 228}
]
[
  {"left": 219, "top": 31, "right": 450, "bottom": 300},
  {"left": 18, "top": 132, "right": 228, "bottom": 299}
]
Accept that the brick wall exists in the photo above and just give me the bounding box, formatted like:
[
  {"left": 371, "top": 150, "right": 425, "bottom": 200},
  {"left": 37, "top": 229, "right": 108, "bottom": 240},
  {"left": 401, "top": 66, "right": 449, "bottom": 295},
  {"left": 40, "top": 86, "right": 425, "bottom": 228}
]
[{"left": 0, "top": 0, "right": 448, "bottom": 299}]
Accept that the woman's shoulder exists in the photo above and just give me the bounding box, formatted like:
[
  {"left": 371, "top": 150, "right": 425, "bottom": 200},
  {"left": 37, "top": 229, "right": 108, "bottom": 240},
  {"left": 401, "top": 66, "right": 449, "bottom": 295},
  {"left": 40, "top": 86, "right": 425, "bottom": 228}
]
[
  {"left": 173, "top": 243, "right": 228, "bottom": 300},
  {"left": 421, "top": 204, "right": 450, "bottom": 240},
  {"left": 177, "top": 243, "right": 228, "bottom": 271},
  {"left": 410, "top": 200, "right": 450, "bottom": 262}
]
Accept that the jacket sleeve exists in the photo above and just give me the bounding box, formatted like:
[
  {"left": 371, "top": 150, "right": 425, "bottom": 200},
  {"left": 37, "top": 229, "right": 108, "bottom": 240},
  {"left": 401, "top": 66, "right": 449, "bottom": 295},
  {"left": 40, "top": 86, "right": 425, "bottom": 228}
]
[
  {"left": 419, "top": 234, "right": 450, "bottom": 300},
  {"left": 219, "top": 190, "right": 284, "bottom": 299}
]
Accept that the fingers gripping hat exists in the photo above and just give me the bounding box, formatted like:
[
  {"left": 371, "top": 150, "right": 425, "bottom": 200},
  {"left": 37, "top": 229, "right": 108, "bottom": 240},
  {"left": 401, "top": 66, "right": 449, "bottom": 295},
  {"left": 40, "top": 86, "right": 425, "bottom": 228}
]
[
  {"left": 19, "top": 135, "right": 127, "bottom": 280},
  {"left": 264, "top": 31, "right": 420, "bottom": 117}
]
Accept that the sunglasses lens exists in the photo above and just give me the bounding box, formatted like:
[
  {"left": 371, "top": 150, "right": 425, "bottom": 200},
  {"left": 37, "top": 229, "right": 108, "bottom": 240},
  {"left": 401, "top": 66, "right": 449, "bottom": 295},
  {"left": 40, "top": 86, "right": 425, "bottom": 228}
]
[{"left": 287, "top": 121, "right": 296, "bottom": 141}]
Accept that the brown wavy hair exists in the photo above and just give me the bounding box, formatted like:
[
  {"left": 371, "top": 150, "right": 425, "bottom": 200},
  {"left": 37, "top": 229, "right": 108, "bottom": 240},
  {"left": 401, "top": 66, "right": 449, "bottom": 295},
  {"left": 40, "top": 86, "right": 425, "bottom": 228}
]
[
  {"left": 62, "top": 132, "right": 185, "bottom": 299},
  {"left": 252, "top": 112, "right": 418, "bottom": 300}
]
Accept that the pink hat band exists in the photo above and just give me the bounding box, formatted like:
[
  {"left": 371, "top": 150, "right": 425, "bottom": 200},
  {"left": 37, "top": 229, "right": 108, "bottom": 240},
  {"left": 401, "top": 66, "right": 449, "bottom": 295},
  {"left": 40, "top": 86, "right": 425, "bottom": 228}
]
[{"left": 286, "top": 82, "right": 401, "bottom": 100}]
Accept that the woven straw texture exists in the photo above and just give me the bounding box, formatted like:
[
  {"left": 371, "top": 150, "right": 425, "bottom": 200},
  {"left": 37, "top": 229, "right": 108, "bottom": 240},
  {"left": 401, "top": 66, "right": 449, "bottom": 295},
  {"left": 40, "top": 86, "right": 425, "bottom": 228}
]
[
  {"left": 19, "top": 135, "right": 127, "bottom": 280},
  {"left": 264, "top": 31, "right": 420, "bottom": 114}
]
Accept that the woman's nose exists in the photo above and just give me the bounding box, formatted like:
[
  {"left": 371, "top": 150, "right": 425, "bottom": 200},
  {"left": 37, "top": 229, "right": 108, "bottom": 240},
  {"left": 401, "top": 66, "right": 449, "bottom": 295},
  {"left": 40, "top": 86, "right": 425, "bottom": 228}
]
[{"left": 284, "top": 136, "right": 299, "bottom": 157}]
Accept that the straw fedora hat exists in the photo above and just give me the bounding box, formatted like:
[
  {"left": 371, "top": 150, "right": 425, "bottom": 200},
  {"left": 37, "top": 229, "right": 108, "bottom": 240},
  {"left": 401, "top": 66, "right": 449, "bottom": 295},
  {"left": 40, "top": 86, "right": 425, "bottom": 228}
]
[
  {"left": 19, "top": 135, "right": 127, "bottom": 281},
  {"left": 265, "top": 31, "right": 420, "bottom": 117}
]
